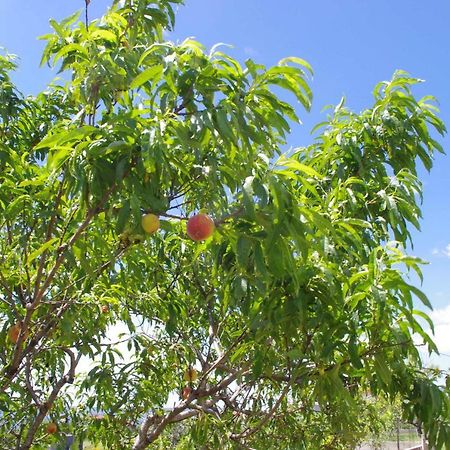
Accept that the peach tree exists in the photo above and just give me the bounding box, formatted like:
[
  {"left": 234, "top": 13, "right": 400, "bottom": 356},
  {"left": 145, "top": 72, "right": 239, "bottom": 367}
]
[{"left": 0, "top": 1, "right": 449, "bottom": 448}]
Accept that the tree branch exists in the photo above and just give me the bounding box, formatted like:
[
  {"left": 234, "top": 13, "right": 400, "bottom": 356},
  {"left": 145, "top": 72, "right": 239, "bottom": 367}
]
[
  {"left": 132, "top": 367, "right": 250, "bottom": 449},
  {"left": 3, "top": 164, "right": 134, "bottom": 391},
  {"left": 230, "top": 383, "right": 290, "bottom": 441},
  {"left": 25, "top": 355, "right": 42, "bottom": 407},
  {"left": 1, "top": 237, "right": 133, "bottom": 392},
  {"left": 19, "top": 349, "right": 81, "bottom": 450},
  {"left": 32, "top": 176, "right": 65, "bottom": 301}
]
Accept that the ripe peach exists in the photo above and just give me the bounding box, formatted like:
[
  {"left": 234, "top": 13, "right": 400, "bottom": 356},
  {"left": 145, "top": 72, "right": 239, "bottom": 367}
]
[
  {"left": 46, "top": 422, "right": 57, "bottom": 434},
  {"left": 141, "top": 213, "right": 160, "bottom": 234},
  {"left": 186, "top": 214, "right": 215, "bottom": 241},
  {"left": 181, "top": 386, "right": 192, "bottom": 400},
  {"left": 8, "top": 323, "right": 27, "bottom": 344},
  {"left": 8, "top": 324, "right": 20, "bottom": 344}
]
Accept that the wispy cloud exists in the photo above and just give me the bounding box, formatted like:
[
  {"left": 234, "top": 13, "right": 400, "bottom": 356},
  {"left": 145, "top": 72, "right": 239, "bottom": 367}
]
[
  {"left": 431, "top": 244, "right": 450, "bottom": 258},
  {"left": 416, "top": 304, "right": 450, "bottom": 372},
  {"left": 428, "top": 304, "right": 450, "bottom": 355},
  {"left": 444, "top": 244, "right": 450, "bottom": 258}
]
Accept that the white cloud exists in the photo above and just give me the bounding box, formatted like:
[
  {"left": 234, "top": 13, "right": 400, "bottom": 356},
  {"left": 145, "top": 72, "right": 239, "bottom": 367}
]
[
  {"left": 431, "top": 244, "right": 450, "bottom": 258},
  {"left": 444, "top": 244, "right": 450, "bottom": 258},
  {"left": 428, "top": 305, "right": 450, "bottom": 355},
  {"left": 416, "top": 304, "right": 450, "bottom": 372}
]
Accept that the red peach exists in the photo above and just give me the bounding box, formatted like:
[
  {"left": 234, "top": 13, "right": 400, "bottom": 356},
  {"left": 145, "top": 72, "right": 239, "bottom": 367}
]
[
  {"left": 46, "top": 422, "right": 58, "bottom": 434},
  {"left": 181, "top": 386, "right": 192, "bottom": 400},
  {"left": 186, "top": 214, "right": 215, "bottom": 241}
]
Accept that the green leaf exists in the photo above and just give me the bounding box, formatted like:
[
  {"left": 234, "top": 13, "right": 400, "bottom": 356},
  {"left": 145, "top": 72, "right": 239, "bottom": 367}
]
[
  {"left": 90, "top": 29, "right": 117, "bottom": 42},
  {"left": 130, "top": 65, "right": 164, "bottom": 89},
  {"left": 5, "top": 195, "right": 32, "bottom": 218},
  {"left": 215, "top": 108, "right": 236, "bottom": 144},
  {"left": 35, "top": 126, "right": 97, "bottom": 150},
  {"left": 253, "top": 242, "right": 267, "bottom": 276},
  {"left": 409, "top": 284, "right": 433, "bottom": 309},
  {"left": 27, "top": 237, "right": 59, "bottom": 265},
  {"left": 53, "top": 43, "right": 88, "bottom": 63},
  {"left": 47, "top": 146, "right": 73, "bottom": 172},
  {"left": 374, "top": 354, "right": 392, "bottom": 386},
  {"left": 116, "top": 200, "right": 131, "bottom": 235},
  {"left": 278, "top": 56, "right": 313, "bottom": 75},
  {"left": 49, "top": 18, "right": 68, "bottom": 38},
  {"left": 236, "top": 236, "right": 252, "bottom": 268},
  {"left": 275, "top": 156, "right": 323, "bottom": 179}
]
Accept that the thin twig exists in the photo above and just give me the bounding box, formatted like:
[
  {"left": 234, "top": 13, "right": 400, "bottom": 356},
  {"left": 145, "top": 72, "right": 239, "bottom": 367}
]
[
  {"left": 19, "top": 349, "right": 81, "bottom": 450},
  {"left": 24, "top": 356, "right": 42, "bottom": 407},
  {"left": 84, "top": 0, "right": 90, "bottom": 30},
  {"left": 231, "top": 383, "right": 290, "bottom": 441}
]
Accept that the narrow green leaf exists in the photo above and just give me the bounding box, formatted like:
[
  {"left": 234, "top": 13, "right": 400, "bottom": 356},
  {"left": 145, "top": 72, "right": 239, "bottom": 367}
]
[
  {"left": 130, "top": 65, "right": 163, "bottom": 89},
  {"left": 374, "top": 354, "right": 392, "bottom": 386},
  {"left": 275, "top": 156, "right": 323, "bottom": 179},
  {"left": 27, "top": 238, "right": 59, "bottom": 265}
]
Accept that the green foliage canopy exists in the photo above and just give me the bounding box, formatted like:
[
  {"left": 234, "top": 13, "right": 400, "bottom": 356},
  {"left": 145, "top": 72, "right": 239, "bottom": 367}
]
[{"left": 0, "top": 1, "right": 449, "bottom": 449}]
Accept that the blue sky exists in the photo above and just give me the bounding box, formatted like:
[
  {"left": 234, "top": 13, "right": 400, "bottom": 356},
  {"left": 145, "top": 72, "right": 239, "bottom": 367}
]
[{"left": 1, "top": 0, "right": 449, "bottom": 365}]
